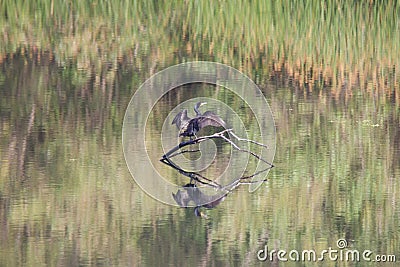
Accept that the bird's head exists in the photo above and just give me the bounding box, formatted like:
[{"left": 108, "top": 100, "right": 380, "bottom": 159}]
[
  {"left": 195, "top": 101, "right": 207, "bottom": 109},
  {"left": 194, "top": 101, "right": 207, "bottom": 115}
]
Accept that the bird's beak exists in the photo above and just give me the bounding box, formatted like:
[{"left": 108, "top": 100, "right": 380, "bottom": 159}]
[{"left": 200, "top": 102, "right": 207, "bottom": 107}]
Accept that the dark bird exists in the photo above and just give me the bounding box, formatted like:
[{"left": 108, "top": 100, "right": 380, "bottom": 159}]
[{"left": 172, "top": 102, "right": 226, "bottom": 139}]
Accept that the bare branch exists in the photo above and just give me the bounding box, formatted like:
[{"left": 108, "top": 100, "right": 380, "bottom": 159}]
[
  {"left": 161, "top": 128, "right": 273, "bottom": 189},
  {"left": 230, "top": 131, "right": 270, "bottom": 149}
]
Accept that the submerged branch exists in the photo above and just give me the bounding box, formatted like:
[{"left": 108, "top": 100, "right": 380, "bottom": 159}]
[
  {"left": 160, "top": 155, "right": 222, "bottom": 188},
  {"left": 160, "top": 129, "right": 274, "bottom": 188}
]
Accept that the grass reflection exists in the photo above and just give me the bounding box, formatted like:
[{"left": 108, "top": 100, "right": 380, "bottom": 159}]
[{"left": 1, "top": 56, "right": 399, "bottom": 265}]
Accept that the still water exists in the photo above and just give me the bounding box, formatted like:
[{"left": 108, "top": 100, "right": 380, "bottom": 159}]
[{"left": 0, "top": 53, "right": 399, "bottom": 266}]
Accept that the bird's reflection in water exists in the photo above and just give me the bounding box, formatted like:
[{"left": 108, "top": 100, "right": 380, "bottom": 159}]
[{"left": 172, "top": 184, "right": 228, "bottom": 218}]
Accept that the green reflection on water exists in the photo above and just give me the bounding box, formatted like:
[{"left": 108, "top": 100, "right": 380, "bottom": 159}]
[{"left": 0, "top": 53, "right": 399, "bottom": 266}]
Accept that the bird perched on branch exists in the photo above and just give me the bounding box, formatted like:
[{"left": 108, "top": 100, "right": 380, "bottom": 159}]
[{"left": 172, "top": 102, "right": 226, "bottom": 138}]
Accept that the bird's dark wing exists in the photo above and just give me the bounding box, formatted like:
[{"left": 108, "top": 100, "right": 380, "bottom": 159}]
[
  {"left": 177, "top": 110, "right": 225, "bottom": 137},
  {"left": 198, "top": 111, "right": 226, "bottom": 128},
  {"left": 172, "top": 109, "right": 190, "bottom": 129},
  {"left": 172, "top": 111, "right": 183, "bottom": 128}
]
